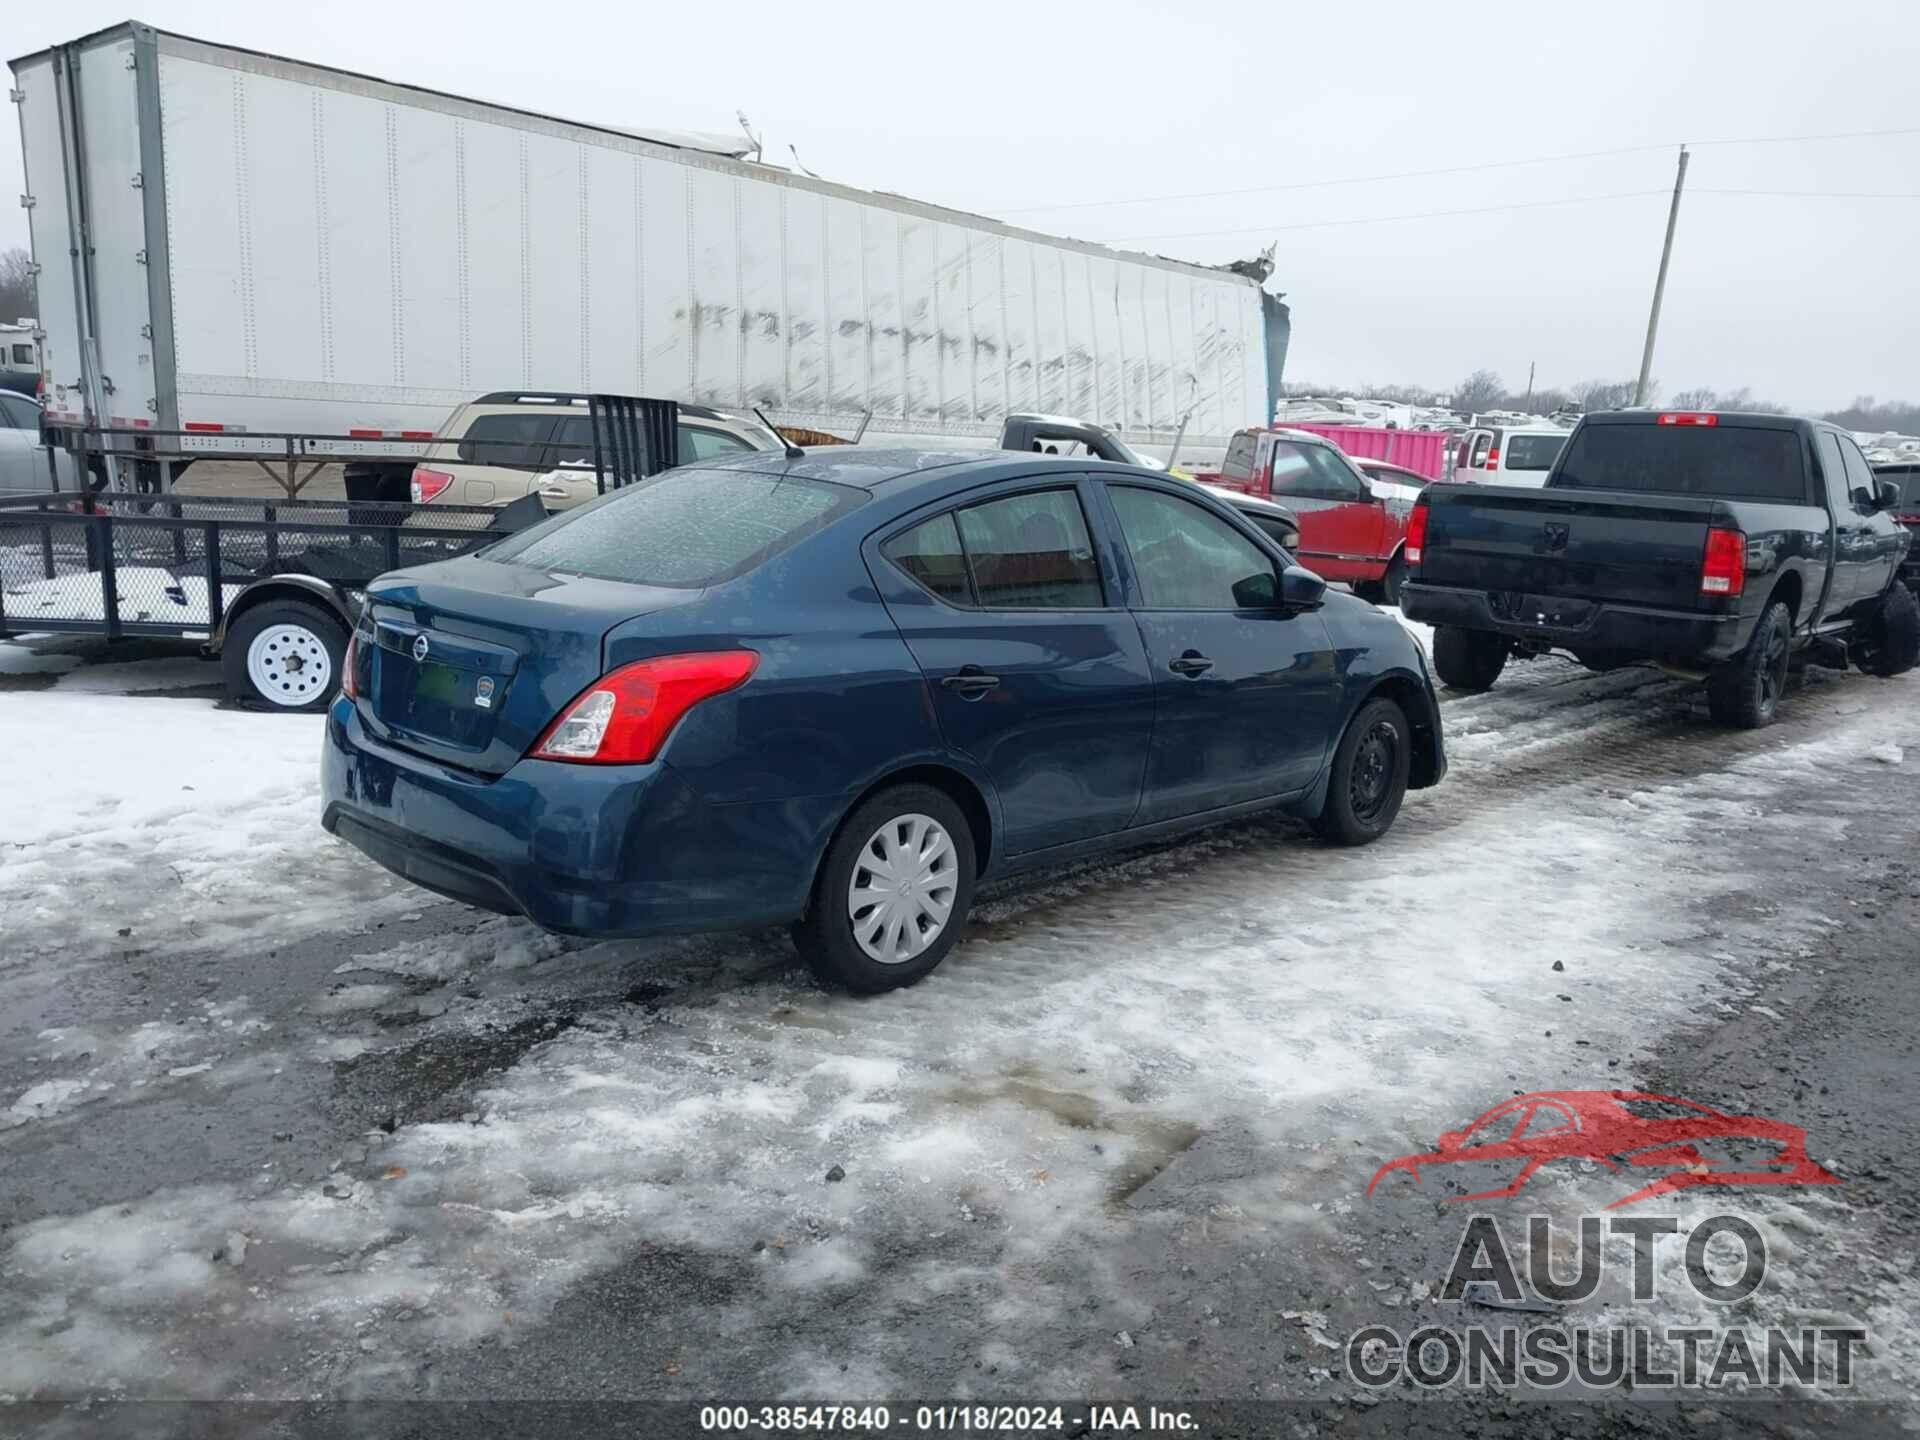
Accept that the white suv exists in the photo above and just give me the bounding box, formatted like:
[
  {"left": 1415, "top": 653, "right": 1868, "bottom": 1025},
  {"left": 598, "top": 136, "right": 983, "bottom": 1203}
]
[{"left": 409, "top": 392, "right": 779, "bottom": 510}]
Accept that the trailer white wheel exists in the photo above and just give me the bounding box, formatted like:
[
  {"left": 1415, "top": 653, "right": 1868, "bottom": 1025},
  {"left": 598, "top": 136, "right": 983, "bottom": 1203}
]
[
  {"left": 222, "top": 600, "right": 349, "bottom": 713},
  {"left": 247, "top": 623, "right": 333, "bottom": 705}
]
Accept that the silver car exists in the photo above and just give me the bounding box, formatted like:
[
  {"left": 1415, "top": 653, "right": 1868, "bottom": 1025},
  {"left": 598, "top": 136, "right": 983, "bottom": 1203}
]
[{"left": 0, "top": 392, "right": 78, "bottom": 494}]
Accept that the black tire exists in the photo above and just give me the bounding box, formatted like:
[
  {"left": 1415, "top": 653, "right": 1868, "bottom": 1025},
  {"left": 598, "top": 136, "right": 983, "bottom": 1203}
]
[
  {"left": 1706, "top": 601, "right": 1792, "bottom": 728},
  {"left": 1431, "top": 625, "right": 1508, "bottom": 692},
  {"left": 1312, "top": 697, "right": 1412, "bottom": 846},
  {"left": 1378, "top": 552, "right": 1407, "bottom": 607},
  {"left": 221, "top": 599, "right": 349, "bottom": 713},
  {"left": 795, "top": 784, "right": 978, "bottom": 994},
  {"left": 1855, "top": 582, "right": 1920, "bottom": 678}
]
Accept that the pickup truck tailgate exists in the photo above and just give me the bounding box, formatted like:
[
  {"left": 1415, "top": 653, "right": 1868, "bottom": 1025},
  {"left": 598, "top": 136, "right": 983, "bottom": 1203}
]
[{"left": 1419, "top": 485, "right": 1724, "bottom": 610}]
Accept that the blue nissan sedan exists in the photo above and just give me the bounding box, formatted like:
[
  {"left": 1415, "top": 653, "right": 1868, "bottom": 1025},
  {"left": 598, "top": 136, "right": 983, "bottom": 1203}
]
[{"left": 322, "top": 449, "right": 1445, "bottom": 992}]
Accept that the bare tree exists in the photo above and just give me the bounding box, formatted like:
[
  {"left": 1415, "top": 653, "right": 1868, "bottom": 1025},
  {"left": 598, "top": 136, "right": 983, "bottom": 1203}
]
[
  {"left": 0, "top": 247, "right": 35, "bottom": 325},
  {"left": 1570, "top": 378, "right": 1643, "bottom": 412},
  {"left": 1453, "top": 369, "right": 1505, "bottom": 412}
]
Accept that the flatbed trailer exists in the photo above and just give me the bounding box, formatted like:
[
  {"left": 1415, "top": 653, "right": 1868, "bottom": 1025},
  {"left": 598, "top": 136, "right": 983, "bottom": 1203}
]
[{"left": 0, "top": 485, "right": 516, "bottom": 709}]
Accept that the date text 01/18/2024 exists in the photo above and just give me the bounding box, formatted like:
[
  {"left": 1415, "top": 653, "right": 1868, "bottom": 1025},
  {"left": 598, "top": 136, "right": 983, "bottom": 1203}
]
[{"left": 698, "top": 1405, "right": 1200, "bottom": 1432}]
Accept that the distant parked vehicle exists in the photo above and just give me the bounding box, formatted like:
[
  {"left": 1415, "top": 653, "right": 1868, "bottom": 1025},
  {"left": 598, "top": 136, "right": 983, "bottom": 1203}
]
[
  {"left": 1402, "top": 410, "right": 1918, "bottom": 726},
  {"left": 0, "top": 392, "right": 78, "bottom": 493},
  {"left": 1209, "top": 486, "right": 1301, "bottom": 552},
  {"left": 1871, "top": 459, "right": 1920, "bottom": 595},
  {"left": 322, "top": 449, "right": 1445, "bottom": 992},
  {"left": 407, "top": 392, "right": 779, "bottom": 512},
  {"left": 1201, "top": 428, "right": 1422, "bottom": 603},
  {"left": 1353, "top": 457, "right": 1431, "bottom": 491},
  {"left": 1449, "top": 423, "right": 1570, "bottom": 487},
  {"left": 0, "top": 322, "right": 40, "bottom": 398}
]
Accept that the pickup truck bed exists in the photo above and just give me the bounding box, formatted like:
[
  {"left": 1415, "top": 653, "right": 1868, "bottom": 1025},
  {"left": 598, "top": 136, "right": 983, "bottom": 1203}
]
[
  {"left": 1400, "top": 410, "right": 1915, "bottom": 727},
  {"left": 1409, "top": 484, "right": 1812, "bottom": 665}
]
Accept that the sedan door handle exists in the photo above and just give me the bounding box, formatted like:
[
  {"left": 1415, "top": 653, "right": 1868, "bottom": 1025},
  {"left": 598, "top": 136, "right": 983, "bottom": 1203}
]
[
  {"left": 1168, "top": 652, "right": 1213, "bottom": 677},
  {"left": 940, "top": 667, "right": 1000, "bottom": 697}
]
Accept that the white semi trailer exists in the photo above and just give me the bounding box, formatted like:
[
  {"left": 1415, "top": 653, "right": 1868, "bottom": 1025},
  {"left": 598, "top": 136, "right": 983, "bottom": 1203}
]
[{"left": 10, "top": 22, "right": 1287, "bottom": 484}]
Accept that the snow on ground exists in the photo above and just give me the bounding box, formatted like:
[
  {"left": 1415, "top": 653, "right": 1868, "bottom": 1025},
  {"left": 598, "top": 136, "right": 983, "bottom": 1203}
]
[
  {"left": 5, "top": 634, "right": 1917, "bottom": 1399},
  {"left": 0, "top": 659, "right": 419, "bottom": 969},
  {"left": 1, "top": 567, "right": 242, "bottom": 625}
]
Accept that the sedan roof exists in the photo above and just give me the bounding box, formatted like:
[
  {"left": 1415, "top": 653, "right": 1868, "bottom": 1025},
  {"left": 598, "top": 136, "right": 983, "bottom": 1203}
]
[{"left": 704, "top": 446, "right": 1155, "bottom": 498}]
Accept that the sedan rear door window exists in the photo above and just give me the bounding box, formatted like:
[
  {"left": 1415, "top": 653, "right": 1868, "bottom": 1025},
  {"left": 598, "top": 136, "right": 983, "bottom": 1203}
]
[
  {"left": 955, "top": 489, "right": 1105, "bottom": 609},
  {"left": 881, "top": 512, "right": 972, "bottom": 606}
]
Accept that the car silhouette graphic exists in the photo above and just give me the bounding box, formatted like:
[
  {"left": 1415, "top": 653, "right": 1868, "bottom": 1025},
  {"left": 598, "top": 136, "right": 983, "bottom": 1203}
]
[{"left": 1366, "top": 1090, "right": 1841, "bottom": 1210}]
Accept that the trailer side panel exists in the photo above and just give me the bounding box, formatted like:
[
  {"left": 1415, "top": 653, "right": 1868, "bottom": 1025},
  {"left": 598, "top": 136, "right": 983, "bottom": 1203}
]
[{"left": 22, "top": 27, "right": 1270, "bottom": 457}]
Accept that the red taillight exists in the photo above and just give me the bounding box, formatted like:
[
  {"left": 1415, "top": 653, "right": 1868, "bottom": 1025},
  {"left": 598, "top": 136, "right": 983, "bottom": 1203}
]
[
  {"left": 1658, "top": 413, "right": 1719, "bottom": 427},
  {"left": 531, "top": 651, "right": 759, "bottom": 765},
  {"left": 1483, "top": 449, "right": 1500, "bottom": 470},
  {"left": 411, "top": 468, "right": 455, "bottom": 503},
  {"left": 1405, "top": 499, "right": 1430, "bottom": 568},
  {"left": 1701, "top": 528, "right": 1746, "bottom": 597},
  {"left": 341, "top": 632, "right": 359, "bottom": 700}
]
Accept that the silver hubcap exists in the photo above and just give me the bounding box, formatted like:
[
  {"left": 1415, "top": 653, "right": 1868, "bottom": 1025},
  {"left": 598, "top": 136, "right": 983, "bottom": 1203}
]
[
  {"left": 246, "top": 623, "right": 332, "bottom": 706},
  {"left": 847, "top": 812, "right": 957, "bottom": 964}
]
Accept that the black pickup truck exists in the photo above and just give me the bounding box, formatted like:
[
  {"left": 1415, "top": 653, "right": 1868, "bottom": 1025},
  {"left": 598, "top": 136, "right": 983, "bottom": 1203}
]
[{"left": 1400, "top": 410, "right": 1918, "bottom": 727}]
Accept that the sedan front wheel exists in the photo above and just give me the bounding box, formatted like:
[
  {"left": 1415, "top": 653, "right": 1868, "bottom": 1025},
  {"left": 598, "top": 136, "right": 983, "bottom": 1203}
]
[{"left": 1312, "top": 697, "right": 1411, "bottom": 846}]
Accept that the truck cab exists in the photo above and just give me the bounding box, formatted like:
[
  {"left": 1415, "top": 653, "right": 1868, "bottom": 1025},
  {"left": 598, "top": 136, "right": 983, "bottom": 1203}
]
[{"left": 1203, "top": 427, "right": 1422, "bottom": 603}]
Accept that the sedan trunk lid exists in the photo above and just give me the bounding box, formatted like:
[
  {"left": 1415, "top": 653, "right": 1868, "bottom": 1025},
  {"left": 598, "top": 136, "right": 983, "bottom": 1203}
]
[{"left": 354, "top": 557, "right": 697, "bottom": 775}]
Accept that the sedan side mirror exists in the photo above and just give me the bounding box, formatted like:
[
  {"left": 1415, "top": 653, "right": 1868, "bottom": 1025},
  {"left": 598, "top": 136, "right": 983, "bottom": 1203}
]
[{"left": 1280, "top": 563, "right": 1327, "bottom": 610}]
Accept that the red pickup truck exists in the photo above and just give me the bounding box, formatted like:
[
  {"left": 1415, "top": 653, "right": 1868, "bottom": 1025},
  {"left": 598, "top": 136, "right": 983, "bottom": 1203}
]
[{"left": 1197, "top": 427, "right": 1424, "bottom": 603}]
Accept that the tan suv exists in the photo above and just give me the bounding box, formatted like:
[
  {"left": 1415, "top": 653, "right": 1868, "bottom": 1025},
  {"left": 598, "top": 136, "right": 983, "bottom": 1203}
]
[{"left": 409, "top": 392, "right": 778, "bottom": 510}]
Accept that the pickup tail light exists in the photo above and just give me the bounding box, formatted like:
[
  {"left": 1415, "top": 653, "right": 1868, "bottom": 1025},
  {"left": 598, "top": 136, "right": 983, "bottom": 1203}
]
[
  {"left": 1483, "top": 449, "right": 1500, "bottom": 471},
  {"left": 340, "top": 632, "right": 359, "bottom": 700},
  {"left": 411, "top": 468, "right": 455, "bottom": 503},
  {"left": 532, "top": 651, "right": 759, "bottom": 764},
  {"left": 1700, "top": 527, "right": 1746, "bottom": 597},
  {"left": 1659, "top": 413, "right": 1719, "bottom": 427},
  {"left": 1405, "top": 497, "right": 1430, "bottom": 568}
]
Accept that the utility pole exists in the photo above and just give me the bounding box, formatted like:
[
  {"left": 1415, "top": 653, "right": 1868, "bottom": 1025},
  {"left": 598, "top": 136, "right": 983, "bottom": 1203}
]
[
  {"left": 1634, "top": 145, "right": 1689, "bottom": 407},
  {"left": 1524, "top": 361, "right": 1536, "bottom": 412}
]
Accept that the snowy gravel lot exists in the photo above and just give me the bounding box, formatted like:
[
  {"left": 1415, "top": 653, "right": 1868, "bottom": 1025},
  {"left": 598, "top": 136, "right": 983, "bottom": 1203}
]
[{"left": 2, "top": 625, "right": 1918, "bottom": 1428}]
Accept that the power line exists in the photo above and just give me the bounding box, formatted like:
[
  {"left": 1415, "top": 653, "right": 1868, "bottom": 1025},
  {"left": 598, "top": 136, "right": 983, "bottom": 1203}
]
[
  {"left": 1107, "top": 190, "right": 1668, "bottom": 243},
  {"left": 1101, "top": 185, "right": 1920, "bottom": 245},
  {"left": 1689, "top": 125, "right": 1920, "bottom": 148},
  {"left": 1694, "top": 187, "right": 1920, "bottom": 199},
  {"left": 994, "top": 143, "right": 1672, "bottom": 214},
  {"left": 992, "top": 124, "right": 1920, "bottom": 216}
]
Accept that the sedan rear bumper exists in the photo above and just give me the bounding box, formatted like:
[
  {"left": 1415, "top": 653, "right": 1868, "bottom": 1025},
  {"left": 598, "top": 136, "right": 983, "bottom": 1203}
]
[
  {"left": 1401, "top": 582, "right": 1750, "bottom": 663},
  {"left": 321, "top": 698, "right": 835, "bottom": 937}
]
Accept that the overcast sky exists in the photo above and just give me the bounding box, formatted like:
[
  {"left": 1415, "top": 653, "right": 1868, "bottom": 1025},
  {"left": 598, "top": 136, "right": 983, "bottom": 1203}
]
[{"left": 6, "top": 0, "right": 1915, "bottom": 411}]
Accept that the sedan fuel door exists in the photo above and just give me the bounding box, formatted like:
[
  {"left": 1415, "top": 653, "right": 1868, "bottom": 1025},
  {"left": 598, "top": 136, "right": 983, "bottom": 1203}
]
[{"left": 1099, "top": 479, "right": 1340, "bottom": 823}]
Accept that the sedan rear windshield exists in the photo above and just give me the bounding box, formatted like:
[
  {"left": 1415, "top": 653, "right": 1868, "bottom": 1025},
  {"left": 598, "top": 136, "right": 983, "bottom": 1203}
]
[
  {"left": 1550, "top": 425, "right": 1808, "bottom": 502},
  {"left": 485, "top": 467, "right": 861, "bottom": 587}
]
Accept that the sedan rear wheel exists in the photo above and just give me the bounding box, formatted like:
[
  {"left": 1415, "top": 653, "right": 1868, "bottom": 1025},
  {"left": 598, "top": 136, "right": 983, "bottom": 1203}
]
[{"left": 797, "top": 784, "right": 977, "bottom": 993}]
